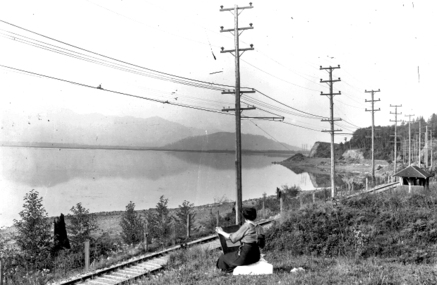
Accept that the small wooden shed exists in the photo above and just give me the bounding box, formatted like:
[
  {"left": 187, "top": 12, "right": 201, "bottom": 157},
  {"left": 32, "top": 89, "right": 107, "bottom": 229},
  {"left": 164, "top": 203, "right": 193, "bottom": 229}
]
[{"left": 393, "top": 165, "right": 433, "bottom": 191}]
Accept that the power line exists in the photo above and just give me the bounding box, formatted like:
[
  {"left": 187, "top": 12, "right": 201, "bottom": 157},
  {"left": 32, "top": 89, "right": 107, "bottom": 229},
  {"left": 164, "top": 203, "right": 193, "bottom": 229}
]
[
  {"left": 0, "top": 64, "right": 244, "bottom": 117},
  {"left": 241, "top": 58, "right": 320, "bottom": 92},
  {"left": 254, "top": 89, "right": 326, "bottom": 119},
  {"left": 1, "top": 25, "right": 331, "bottom": 124},
  {"left": 0, "top": 29, "right": 230, "bottom": 91},
  {"left": 248, "top": 120, "right": 291, "bottom": 151},
  {"left": 0, "top": 20, "right": 240, "bottom": 90},
  {"left": 1, "top": 64, "right": 325, "bottom": 136}
]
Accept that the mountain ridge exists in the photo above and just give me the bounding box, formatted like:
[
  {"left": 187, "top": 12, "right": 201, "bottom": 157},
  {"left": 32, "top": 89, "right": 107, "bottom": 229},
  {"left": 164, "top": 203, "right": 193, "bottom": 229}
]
[{"left": 163, "top": 132, "right": 301, "bottom": 152}]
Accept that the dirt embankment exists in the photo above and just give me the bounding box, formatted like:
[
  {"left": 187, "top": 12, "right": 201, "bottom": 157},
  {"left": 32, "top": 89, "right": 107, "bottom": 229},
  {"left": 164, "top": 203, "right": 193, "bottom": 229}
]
[{"left": 278, "top": 149, "right": 391, "bottom": 180}]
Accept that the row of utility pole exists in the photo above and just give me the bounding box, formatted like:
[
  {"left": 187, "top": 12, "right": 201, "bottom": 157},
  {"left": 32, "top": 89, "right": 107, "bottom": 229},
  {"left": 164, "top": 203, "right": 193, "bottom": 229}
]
[
  {"left": 365, "top": 89, "right": 381, "bottom": 182},
  {"left": 390, "top": 104, "right": 402, "bottom": 173},
  {"left": 219, "top": 3, "right": 434, "bottom": 224}
]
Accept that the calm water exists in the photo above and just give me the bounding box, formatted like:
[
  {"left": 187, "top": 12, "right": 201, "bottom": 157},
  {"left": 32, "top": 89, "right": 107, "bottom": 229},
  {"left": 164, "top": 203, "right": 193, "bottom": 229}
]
[{"left": 0, "top": 147, "right": 315, "bottom": 227}]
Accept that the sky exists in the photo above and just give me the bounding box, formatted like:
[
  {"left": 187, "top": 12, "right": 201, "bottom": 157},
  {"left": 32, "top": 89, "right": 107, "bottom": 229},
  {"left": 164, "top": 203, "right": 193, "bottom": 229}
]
[{"left": 0, "top": 0, "right": 436, "bottom": 148}]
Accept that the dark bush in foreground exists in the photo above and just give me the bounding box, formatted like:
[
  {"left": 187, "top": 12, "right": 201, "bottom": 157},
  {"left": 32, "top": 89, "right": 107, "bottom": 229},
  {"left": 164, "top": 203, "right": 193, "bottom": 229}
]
[{"left": 264, "top": 189, "right": 437, "bottom": 264}]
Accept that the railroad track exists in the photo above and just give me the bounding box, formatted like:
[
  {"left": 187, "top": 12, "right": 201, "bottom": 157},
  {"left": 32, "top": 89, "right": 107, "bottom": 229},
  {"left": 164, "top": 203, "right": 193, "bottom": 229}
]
[
  {"left": 344, "top": 182, "right": 399, "bottom": 200},
  {"left": 57, "top": 219, "right": 273, "bottom": 285}
]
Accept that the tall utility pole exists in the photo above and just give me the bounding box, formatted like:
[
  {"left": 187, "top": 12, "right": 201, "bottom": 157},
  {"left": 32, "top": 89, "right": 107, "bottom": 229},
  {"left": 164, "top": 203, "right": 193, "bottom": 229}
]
[
  {"left": 418, "top": 118, "right": 422, "bottom": 167},
  {"left": 429, "top": 129, "right": 433, "bottom": 169},
  {"left": 365, "top": 89, "right": 381, "bottom": 182},
  {"left": 425, "top": 125, "right": 429, "bottom": 168},
  {"left": 320, "top": 65, "right": 341, "bottom": 198},
  {"left": 390, "top": 104, "right": 402, "bottom": 174},
  {"left": 220, "top": 3, "right": 254, "bottom": 225},
  {"left": 405, "top": 114, "right": 415, "bottom": 165}
]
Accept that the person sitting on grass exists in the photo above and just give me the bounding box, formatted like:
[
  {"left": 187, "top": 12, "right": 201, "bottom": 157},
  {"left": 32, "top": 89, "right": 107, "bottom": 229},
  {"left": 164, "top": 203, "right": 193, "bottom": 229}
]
[{"left": 215, "top": 207, "right": 264, "bottom": 273}]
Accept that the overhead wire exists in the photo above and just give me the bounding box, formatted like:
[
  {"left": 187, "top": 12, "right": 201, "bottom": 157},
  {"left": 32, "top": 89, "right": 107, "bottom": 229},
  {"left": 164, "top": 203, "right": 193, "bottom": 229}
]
[
  {"left": 0, "top": 20, "right": 243, "bottom": 90},
  {"left": 248, "top": 120, "right": 292, "bottom": 151},
  {"left": 253, "top": 89, "right": 326, "bottom": 119},
  {"left": 0, "top": 64, "right": 325, "bottom": 133},
  {"left": 0, "top": 31, "right": 227, "bottom": 91},
  {"left": 83, "top": 0, "right": 375, "bottom": 116},
  {"left": 0, "top": 19, "right": 342, "bottom": 131},
  {"left": 0, "top": 24, "right": 331, "bottom": 124}
]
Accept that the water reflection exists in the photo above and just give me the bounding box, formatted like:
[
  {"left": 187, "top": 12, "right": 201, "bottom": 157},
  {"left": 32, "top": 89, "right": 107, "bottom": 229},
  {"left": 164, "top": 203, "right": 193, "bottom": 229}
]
[
  {"left": 0, "top": 148, "right": 283, "bottom": 188},
  {"left": 0, "top": 147, "right": 313, "bottom": 227}
]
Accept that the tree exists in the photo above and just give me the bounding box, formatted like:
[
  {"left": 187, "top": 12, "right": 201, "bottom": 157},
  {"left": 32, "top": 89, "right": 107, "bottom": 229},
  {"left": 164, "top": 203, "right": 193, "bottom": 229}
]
[
  {"left": 148, "top": 196, "right": 173, "bottom": 244},
  {"left": 13, "top": 189, "right": 52, "bottom": 268},
  {"left": 53, "top": 213, "right": 71, "bottom": 254},
  {"left": 120, "top": 201, "right": 144, "bottom": 245},
  {"left": 67, "top": 202, "right": 98, "bottom": 250},
  {"left": 175, "top": 200, "right": 196, "bottom": 237}
]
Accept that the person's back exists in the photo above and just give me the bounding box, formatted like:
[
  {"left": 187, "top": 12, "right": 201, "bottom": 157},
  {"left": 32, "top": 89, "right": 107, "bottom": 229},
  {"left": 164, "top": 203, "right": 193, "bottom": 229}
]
[{"left": 215, "top": 207, "right": 263, "bottom": 273}]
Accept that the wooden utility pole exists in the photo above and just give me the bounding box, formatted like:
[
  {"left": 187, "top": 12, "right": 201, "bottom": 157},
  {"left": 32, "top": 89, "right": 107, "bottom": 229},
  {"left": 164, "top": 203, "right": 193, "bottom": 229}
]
[
  {"left": 419, "top": 120, "right": 422, "bottom": 166},
  {"left": 186, "top": 214, "right": 191, "bottom": 238},
  {"left": 320, "top": 65, "right": 342, "bottom": 198},
  {"left": 390, "top": 104, "right": 402, "bottom": 174},
  {"left": 220, "top": 3, "right": 254, "bottom": 225},
  {"left": 84, "top": 240, "right": 90, "bottom": 271},
  {"left": 405, "top": 114, "right": 415, "bottom": 165},
  {"left": 430, "top": 129, "right": 434, "bottom": 169},
  {"left": 0, "top": 259, "right": 3, "bottom": 285},
  {"left": 425, "top": 126, "right": 429, "bottom": 168},
  {"left": 365, "top": 89, "right": 381, "bottom": 182}
]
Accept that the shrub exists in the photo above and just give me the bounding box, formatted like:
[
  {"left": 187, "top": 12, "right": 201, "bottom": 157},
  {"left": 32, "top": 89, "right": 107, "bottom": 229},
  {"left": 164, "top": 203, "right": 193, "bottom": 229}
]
[
  {"left": 67, "top": 203, "right": 98, "bottom": 251},
  {"left": 148, "top": 196, "right": 173, "bottom": 245},
  {"left": 264, "top": 191, "right": 437, "bottom": 264},
  {"left": 120, "top": 201, "right": 145, "bottom": 245},
  {"left": 13, "top": 189, "right": 52, "bottom": 270},
  {"left": 175, "top": 200, "right": 196, "bottom": 238}
]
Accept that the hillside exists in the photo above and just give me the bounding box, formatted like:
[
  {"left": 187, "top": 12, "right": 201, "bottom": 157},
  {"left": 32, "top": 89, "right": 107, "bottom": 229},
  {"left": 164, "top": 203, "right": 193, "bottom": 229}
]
[
  {"left": 0, "top": 110, "right": 212, "bottom": 147},
  {"left": 162, "top": 132, "right": 301, "bottom": 152},
  {"left": 346, "top": 114, "right": 437, "bottom": 161}
]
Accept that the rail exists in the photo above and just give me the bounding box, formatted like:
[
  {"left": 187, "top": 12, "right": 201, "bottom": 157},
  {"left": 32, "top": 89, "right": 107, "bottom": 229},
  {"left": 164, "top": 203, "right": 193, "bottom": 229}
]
[{"left": 56, "top": 219, "right": 273, "bottom": 285}]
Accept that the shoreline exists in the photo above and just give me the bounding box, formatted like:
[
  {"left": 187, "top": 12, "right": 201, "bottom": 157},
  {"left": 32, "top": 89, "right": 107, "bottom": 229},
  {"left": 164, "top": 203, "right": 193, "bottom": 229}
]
[{"left": 0, "top": 144, "right": 298, "bottom": 156}]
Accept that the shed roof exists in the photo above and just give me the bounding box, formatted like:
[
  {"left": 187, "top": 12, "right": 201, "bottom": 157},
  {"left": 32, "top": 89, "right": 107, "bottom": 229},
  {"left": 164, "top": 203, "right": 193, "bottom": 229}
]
[{"left": 394, "top": 165, "right": 433, "bottom": 179}]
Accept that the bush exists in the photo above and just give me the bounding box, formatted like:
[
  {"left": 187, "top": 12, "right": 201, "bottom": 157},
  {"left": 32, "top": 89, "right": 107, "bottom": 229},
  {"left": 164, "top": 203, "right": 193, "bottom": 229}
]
[
  {"left": 175, "top": 200, "right": 196, "bottom": 238},
  {"left": 264, "top": 191, "right": 437, "bottom": 264},
  {"left": 67, "top": 203, "right": 98, "bottom": 251},
  {"left": 13, "top": 189, "right": 52, "bottom": 270},
  {"left": 120, "top": 201, "right": 145, "bottom": 245},
  {"left": 148, "top": 196, "right": 173, "bottom": 246}
]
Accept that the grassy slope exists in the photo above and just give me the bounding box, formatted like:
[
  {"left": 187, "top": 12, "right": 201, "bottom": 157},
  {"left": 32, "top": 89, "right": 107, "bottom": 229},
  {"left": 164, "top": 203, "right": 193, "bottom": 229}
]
[
  {"left": 135, "top": 186, "right": 437, "bottom": 285},
  {"left": 133, "top": 249, "right": 436, "bottom": 285}
]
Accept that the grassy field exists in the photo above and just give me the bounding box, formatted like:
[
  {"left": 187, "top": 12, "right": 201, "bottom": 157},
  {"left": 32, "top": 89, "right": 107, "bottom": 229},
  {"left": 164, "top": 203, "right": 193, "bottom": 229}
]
[
  {"left": 133, "top": 185, "right": 437, "bottom": 285},
  {"left": 133, "top": 248, "right": 437, "bottom": 285}
]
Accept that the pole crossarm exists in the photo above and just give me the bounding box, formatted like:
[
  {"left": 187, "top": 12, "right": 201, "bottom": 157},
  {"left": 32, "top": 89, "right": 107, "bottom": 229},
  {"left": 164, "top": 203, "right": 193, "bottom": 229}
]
[
  {"left": 222, "top": 90, "right": 255, "bottom": 94},
  {"left": 320, "top": 65, "right": 340, "bottom": 70},
  {"left": 365, "top": 99, "right": 381, "bottom": 102},
  {"left": 220, "top": 4, "right": 253, "bottom": 12},
  {"left": 322, "top": 129, "right": 343, "bottom": 132},
  {"left": 221, "top": 47, "right": 254, "bottom": 54},
  {"left": 242, "top": 116, "right": 284, "bottom": 120},
  {"left": 365, "top": 108, "right": 381, "bottom": 112},
  {"left": 321, "top": 92, "right": 341, "bottom": 96},
  {"left": 222, "top": 106, "right": 256, "bottom": 112},
  {"left": 321, "top": 118, "right": 342, "bottom": 122},
  {"left": 220, "top": 26, "right": 254, "bottom": 33},
  {"left": 320, "top": 79, "right": 341, "bottom": 84}
]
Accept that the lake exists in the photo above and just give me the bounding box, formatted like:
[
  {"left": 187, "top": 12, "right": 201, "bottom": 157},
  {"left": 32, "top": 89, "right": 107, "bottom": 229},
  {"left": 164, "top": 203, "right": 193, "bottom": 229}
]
[{"left": 0, "top": 147, "right": 316, "bottom": 227}]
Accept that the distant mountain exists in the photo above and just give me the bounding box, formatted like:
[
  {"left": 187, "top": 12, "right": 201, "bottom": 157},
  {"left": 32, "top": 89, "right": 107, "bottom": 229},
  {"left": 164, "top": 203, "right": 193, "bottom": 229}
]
[
  {"left": 162, "top": 132, "right": 301, "bottom": 152},
  {"left": 0, "top": 110, "right": 213, "bottom": 147}
]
